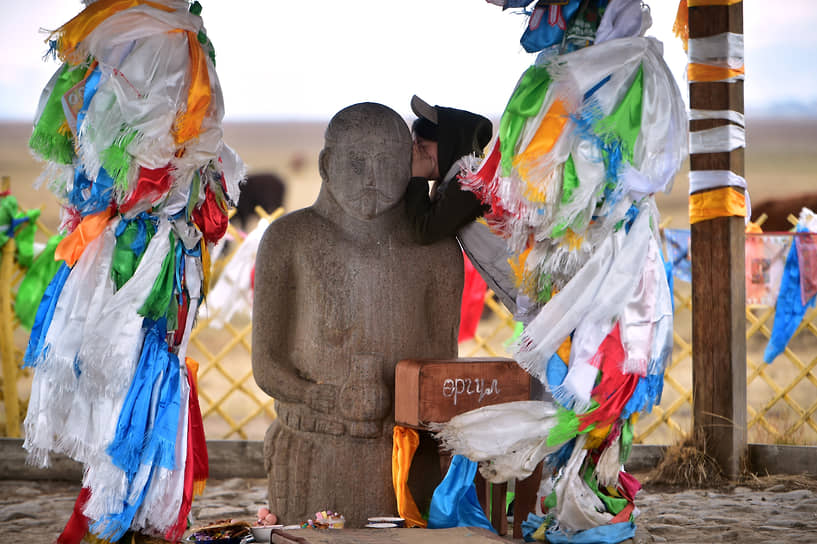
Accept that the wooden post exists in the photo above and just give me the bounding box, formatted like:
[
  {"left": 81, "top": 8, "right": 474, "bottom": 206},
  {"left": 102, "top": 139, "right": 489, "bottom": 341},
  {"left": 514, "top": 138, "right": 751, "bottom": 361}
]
[{"left": 688, "top": 2, "right": 747, "bottom": 479}]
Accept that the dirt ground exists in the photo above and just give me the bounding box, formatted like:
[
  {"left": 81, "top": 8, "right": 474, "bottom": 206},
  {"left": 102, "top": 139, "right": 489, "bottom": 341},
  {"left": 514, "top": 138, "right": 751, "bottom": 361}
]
[{"left": 1, "top": 471, "right": 815, "bottom": 544}]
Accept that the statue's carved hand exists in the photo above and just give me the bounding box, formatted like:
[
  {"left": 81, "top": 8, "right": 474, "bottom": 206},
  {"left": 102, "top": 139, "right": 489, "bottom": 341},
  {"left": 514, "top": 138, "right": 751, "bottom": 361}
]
[
  {"left": 338, "top": 380, "right": 390, "bottom": 422},
  {"left": 305, "top": 383, "right": 338, "bottom": 414}
]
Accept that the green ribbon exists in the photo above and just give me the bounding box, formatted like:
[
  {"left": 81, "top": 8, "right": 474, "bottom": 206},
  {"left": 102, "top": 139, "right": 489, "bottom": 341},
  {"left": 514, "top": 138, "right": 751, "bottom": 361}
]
[
  {"left": 14, "top": 234, "right": 65, "bottom": 330},
  {"left": 551, "top": 154, "right": 580, "bottom": 238},
  {"left": 186, "top": 170, "right": 201, "bottom": 221},
  {"left": 111, "top": 218, "right": 157, "bottom": 290},
  {"left": 597, "top": 64, "right": 644, "bottom": 171},
  {"left": 102, "top": 131, "right": 136, "bottom": 192},
  {"left": 582, "top": 462, "right": 629, "bottom": 515},
  {"left": 29, "top": 63, "right": 84, "bottom": 165},
  {"left": 546, "top": 403, "right": 597, "bottom": 447},
  {"left": 619, "top": 418, "right": 633, "bottom": 463},
  {"left": 0, "top": 196, "right": 41, "bottom": 269},
  {"left": 499, "top": 65, "right": 552, "bottom": 176},
  {"left": 139, "top": 233, "right": 176, "bottom": 321},
  {"left": 536, "top": 271, "right": 553, "bottom": 305}
]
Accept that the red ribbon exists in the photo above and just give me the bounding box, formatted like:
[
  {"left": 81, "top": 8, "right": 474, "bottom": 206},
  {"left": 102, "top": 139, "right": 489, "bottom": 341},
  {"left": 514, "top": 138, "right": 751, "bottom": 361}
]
[
  {"left": 458, "top": 252, "right": 487, "bottom": 343},
  {"left": 56, "top": 487, "right": 92, "bottom": 544},
  {"left": 188, "top": 358, "right": 210, "bottom": 495},
  {"left": 579, "top": 324, "right": 638, "bottom": 431},
  {"left": 193, "top": 184, "right": 228, "bottom": 245},
  {"left": 120, "top": 165, "right": 173, "bottom": 214}
]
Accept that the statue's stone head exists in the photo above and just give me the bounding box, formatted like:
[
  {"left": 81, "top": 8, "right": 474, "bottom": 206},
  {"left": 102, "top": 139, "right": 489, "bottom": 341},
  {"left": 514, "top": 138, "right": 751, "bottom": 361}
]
[{"left": 319, "top": 102, "right": 412, "bottom": 220}]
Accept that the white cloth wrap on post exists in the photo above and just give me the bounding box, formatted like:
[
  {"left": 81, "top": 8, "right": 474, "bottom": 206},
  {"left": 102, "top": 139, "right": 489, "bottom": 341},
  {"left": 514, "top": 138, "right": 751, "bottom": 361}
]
[
  {"left": 689, "top": 124, "right": 745, "bottom": 154},
  {"left": 689, "top": 109, "right": 745, "bottom": 127},
  {"left": 688, "top": 32, "right": 744, "bottom": 70}
]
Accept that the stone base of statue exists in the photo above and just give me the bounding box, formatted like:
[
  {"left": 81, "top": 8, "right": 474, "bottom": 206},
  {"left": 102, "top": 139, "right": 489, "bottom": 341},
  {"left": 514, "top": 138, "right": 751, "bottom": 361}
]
[{"left": 264, "top": 404, "right": 442, "bottom": 528}]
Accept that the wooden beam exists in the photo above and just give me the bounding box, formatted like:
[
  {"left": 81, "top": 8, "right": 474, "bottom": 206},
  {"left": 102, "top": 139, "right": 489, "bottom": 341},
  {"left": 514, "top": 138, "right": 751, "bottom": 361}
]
[{"left": 688, "top": 2, "right": 747, "bottom": 480}]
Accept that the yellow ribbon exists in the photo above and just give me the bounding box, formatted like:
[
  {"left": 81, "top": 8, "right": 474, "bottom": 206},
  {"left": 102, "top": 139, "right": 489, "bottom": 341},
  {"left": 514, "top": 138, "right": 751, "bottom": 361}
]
[
  {"left": 557, "top": 336, "right": 572, "bottom": 364},
  {"left": 201, "top": 240, "right": 211, "bottom": 296},
  {"left": 687, "top": 63, "right": 745, "bottom": 82},
  {"left": 689, "top": 186, "right": 747, "bottom": 224},
  {"left": 53, "top": 0, "right": 174, "bottom": 63},
  {"left": 54, "top": 207, "right": 115, "bottom": 266},
  {"left": 585, "top": 423, "right": 613, "bottom": 450},
  {"left": 173, "top": 30, "right": 212, "bottom": 145},
  {"left": 687, "top": 0, "right": 742, "bottom": 6},
  {"left": 509, "top": 245, "right": 534, "bottom": 294},
  {"left": 392, "top": 426, "right": 427, "bottom": 528}
]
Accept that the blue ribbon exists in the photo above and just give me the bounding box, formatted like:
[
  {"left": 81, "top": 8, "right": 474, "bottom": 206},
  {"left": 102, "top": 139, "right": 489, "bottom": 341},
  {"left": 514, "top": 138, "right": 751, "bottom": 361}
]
[
  {"left": 546, "top": 437, "right": 576, "bottom": 472},
  {"left": 75, "top": 66, "right": 101, "bottom": 136},
  {"left": 764, "top": 227, "right": 817, "bottom": 363},
  {"left": 522, "top": 513, "right": 546, "bottom": 542},
  {"left": 91, "top": 467, "right": 154, "bottom": 542},
  {"left": 428, "top": 455, "right": 495, "bottom": 532},
  {"left": 4, "top": 215, "right": 30, "bottom": 237},
  {"left": 23, "top": 263, "right": 70, "bottom": 367},
  {"left": 107, "top": 318, "right": 170, "bottom": 476},
  {"left": 70, "top": 165, "right": 114, "bottom": 216},
  {"left": 664, "top": 229, "right": 692, "bottom": 284},
  {"left": 546, "top": 522, "right": 636, "bottom": 543},
  {"left": 141, "top": 349, "right": 181, "bottom": 471}
]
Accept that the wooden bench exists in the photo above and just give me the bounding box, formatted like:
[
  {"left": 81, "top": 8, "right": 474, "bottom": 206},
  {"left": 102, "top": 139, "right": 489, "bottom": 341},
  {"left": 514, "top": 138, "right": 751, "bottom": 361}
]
[{"left": 395, "top": 358, "right": 542, "bottom": 538}]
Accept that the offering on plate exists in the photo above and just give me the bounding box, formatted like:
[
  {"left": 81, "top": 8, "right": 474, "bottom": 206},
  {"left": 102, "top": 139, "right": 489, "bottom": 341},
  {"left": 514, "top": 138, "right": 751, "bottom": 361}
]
[{"left": 301, "top": 510, "right": 345, "bottom": 529}]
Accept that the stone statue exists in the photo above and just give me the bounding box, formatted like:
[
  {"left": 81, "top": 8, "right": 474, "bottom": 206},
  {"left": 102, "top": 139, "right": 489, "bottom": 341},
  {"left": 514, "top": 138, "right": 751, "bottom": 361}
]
[{"left": 252, "top": 102, "right": 464, "bottom": 527}]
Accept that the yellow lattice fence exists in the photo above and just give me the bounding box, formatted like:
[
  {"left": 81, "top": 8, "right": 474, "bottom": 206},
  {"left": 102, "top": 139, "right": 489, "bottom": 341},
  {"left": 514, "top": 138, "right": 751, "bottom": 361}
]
[{"left": 2, "top": 205, "right": 816, "bottom": 446}]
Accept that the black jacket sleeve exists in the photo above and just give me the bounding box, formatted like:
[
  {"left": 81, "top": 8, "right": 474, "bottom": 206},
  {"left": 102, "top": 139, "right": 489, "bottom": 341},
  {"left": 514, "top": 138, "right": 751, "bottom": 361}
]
[{"left": 404, "top": 176, "right": 485, "bottom": 245}]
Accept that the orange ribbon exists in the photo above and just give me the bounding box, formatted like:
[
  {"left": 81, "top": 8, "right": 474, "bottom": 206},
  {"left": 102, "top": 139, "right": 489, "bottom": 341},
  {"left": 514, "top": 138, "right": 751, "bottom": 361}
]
[
  {"left": 687, "top": 63, "right": 745, "bottom": 82},
  {"left": 55, "top": 207, "right": 115, "bottom": 266},
  {"left": 200, "top": 240, "right": 211, "bottom": 297},
  {"left": 53, "top": 0, "right": 174, "bottom": 63},
  {"left": 173, "top": 30, "right": 212, "bottom": 145},
  {"left": 689, "top": 186, "right": 747, "bottom": 224},
  {"left": 514, "top": 98, "right": 570, "bottom": 200},
  {"left": 392, "top": 426, "right": 427, "bottom": 528}
]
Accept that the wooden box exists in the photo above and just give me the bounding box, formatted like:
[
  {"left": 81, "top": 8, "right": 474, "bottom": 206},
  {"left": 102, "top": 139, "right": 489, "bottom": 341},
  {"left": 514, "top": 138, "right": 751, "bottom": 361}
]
[{"left": 394, "top": 358, "right": 532, "bottom": 429}]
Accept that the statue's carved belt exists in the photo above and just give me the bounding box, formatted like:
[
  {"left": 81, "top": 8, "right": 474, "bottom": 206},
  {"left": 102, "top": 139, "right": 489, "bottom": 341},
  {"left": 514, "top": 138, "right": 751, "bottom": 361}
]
[{"left": 275, "top": 401, "right": 384, "bottom": 438}]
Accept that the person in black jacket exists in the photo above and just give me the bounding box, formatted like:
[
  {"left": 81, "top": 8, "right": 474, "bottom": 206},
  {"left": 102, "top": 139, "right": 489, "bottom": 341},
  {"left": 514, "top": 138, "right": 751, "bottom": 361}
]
[
  {"left": 404, "top": 95, "right": 551, "bottom": 402},
  {"left": 404, "top": 95, "right": 493, "bottom": 244}
]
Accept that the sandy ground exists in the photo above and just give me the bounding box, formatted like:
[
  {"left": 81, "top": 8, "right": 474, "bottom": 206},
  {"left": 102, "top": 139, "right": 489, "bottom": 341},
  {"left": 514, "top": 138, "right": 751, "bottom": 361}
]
[{"left": 1, "top": 472, "right": 816, "bottom": 544}]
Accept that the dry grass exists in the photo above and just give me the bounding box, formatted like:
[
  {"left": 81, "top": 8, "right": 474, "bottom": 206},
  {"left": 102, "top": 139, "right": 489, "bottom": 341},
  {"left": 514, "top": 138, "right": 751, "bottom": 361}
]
[{"left": 646, "top": 430, "right": 727, "bottom": 488}]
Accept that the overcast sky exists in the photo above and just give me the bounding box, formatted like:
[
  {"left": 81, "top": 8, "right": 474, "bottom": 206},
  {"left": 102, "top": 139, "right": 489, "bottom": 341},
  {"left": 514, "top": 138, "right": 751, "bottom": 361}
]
[{"left": 1, "top": 1, "right": 816, "bottom": 121}]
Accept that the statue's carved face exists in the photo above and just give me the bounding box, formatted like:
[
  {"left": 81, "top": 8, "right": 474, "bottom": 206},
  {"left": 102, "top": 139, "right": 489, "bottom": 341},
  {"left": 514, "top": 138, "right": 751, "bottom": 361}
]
[{"left": 323, "top": 141, "right": 410, "bottom": 220}]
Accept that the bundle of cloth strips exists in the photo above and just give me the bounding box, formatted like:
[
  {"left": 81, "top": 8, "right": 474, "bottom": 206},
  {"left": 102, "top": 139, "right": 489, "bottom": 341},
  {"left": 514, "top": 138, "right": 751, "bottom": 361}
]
[
  {"left": 431, "top": 1, "right": 688, "bottom": 542},
  {"left": 22, "top": 1, "right": 243, "bottom": 542}
]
